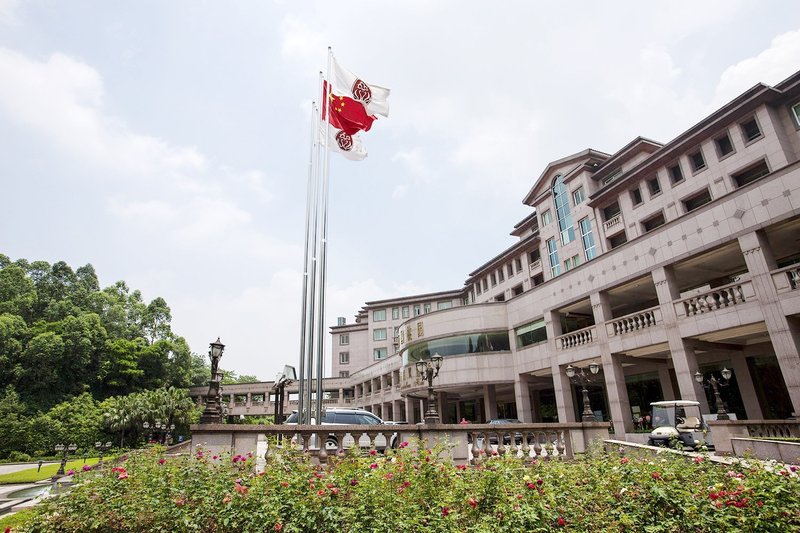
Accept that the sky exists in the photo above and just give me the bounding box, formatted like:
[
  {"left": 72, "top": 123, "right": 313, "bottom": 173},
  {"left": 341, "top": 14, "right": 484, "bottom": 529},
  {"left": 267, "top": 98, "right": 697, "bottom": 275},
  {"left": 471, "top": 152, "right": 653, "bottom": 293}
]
[{"left": 1, "top": 1, "right": 799, "bottom": 381}]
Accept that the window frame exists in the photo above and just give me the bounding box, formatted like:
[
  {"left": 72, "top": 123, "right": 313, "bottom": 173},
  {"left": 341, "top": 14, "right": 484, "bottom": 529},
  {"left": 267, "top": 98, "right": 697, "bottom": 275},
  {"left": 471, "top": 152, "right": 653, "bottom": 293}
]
[
  {"left": 739, "top": 116, "right": 763, "bottom": 144},
  {"left": 373, "top": 347, "right": 387, "bottom": 360},
  {"left": 681, "top": 187, "right": 713, "bottom": 213},
  {"left": 714, "top": 132, "right": 735, "bottom": 159},
  {"left": 402, "top": 306, "right": 410, "bottom": 319},
  {"left": 578, "top": 217, "right": 597, "bottom": 261},
  {"left": 339, "top": 334, "right": 349, "bottom": 345},
  {"left": 647, "top": 176, "right": 661, "bottom": 197},
  {"left": 391, "top": 307, "right": 400, "bottom": 320},
  {"left": 641, "top": 211, "right": 666, "bottom": 233},
  {"left": 572, "top": 186, "right": 586, "bottom": 205},
  {"left": 630, "top": 186, "right": 643, "bottom": 207},
  {"left": 339, "top": 351, "right": 350, "bottom": 364},
  {"left": 373, "top": 328, "right": 387, "bottom": 341},
  {"left": 541, "top": 209, "right": 553, "bottom": 226},
  {"left": 792, "top": 102, "right": 800, "bottom": 129},
  {"left": 688, "top": 148, "right": 707, "bottom": 174},
  {"left": 546, "top": 238, "right": 560, "bottom": 278},
  {"left": 668, "top": 162, "right": 684, "bottom": 185},
  {"left": 372, "top": 309, "right": 386, "bottom": 322}
]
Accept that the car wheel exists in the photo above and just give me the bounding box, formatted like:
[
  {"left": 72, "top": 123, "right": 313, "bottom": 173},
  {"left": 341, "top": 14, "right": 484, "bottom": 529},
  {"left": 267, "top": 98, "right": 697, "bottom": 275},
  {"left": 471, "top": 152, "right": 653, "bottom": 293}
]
[{"left": 325, "top": 436, "right": 338, "bottom": 450}]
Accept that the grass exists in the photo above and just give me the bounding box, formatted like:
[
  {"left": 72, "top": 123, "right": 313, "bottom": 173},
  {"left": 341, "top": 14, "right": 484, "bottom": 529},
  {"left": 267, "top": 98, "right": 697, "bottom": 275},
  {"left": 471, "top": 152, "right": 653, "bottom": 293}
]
[
  {"left": 0, "top": 508, "right": 36, "bottom": 530},
  {"left": 0, "top": 457, "right": 106, "bottom": 484}
]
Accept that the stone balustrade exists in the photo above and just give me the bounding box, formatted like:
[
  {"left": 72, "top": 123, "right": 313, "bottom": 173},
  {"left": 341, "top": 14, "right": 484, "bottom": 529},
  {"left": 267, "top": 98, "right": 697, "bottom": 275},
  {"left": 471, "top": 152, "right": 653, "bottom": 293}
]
[
  {"left": 556, "top": 326, "right": 596, "bottom": 349},
  {"left": 706, "top": 419, "right": 800, "bottom": 455},
  {"left": 771, "top": 263, "right": 800, "bottom": 294},
  {"left": 677, "top": 280, "right": 754, "bottom": 317},
  {"left": 190, "top": 422, "right": 610, "bottom": 465},
  {"left": 528, "top": 259, "right": 541, "bottom": 273},
  {"left": 603, "top": 213, "right": 622, "bottom": 230},
  {"left": 607, "top": 306, "right": 661, "bottom": 336}
]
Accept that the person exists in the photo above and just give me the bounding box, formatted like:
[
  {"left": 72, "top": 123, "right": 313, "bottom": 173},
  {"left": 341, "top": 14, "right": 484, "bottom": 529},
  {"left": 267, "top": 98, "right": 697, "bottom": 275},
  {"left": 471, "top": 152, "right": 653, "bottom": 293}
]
[{"left": 459, "top": 418, "right": 470, "bottom": 424}]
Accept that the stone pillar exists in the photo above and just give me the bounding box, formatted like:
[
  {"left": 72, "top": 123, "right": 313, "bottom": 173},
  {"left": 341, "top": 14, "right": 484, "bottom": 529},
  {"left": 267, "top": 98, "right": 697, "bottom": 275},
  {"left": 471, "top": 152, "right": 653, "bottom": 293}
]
[
  {"left": 438, "top": 392, "right": 447, "bottom": 422},
  {"left": 552, "top": 362, "right": 577, "bottom": 423},
  {"left": 455, "top": 401, "right": 462, "bottom": 422},
  {"left": 591, "top": 291, "right": 633, "bottom": 433},
  {"left": 246, "top": 393, "right": 252, "bottom": 407},
  {"left": 652, "top": 266, "right": 710, "bottom": 411},
  {"left": 514, "top": 374, "right": 534, "bottom": 422},
  {"left": 404, "top": 397, "right": 413, "bottom": 424},
  {"left": 531, "top": 390, "right": 542, "bottom": 422},
  {"left": 729, "top": 352, "right": 763, "bottom": 419},
  {"left": 738, "top": 230, "right": 800, "bottom": 416},
  {"left": 483, "top": 385, "right": 498, "bottom": 420},
  {"left": 657, "top": 367, "right": 676, "bottom": 400}
]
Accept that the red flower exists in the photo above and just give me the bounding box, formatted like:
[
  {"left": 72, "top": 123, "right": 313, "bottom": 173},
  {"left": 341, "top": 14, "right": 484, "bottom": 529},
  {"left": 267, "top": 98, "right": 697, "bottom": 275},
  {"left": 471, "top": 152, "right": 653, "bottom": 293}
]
[
  {"left": 317, "top": 489, "right": 325, "bottom": 497},
  {"left": 399, "top": 441, "right": 409, "bottom": 448},
  {"left": 620, "top": 457, "right": 630, "bottom": 465},
  {"left": 403, "top": 481, "right": 410, "bottom": 487},
  {"left": 280, "top": 481, "right": 289, "bottom": 487},
  {"left": 516, "top": 494, "right": 523, "bottom": 500},
  {"left": 369, "top": 463, "right": 378, "bottom": 469},
  {"left": 350, "top": 479, "right": 358, "bottom": 486},
  {"left": 468, "top": 497, "right": 478, "bottom": 509},
  {"left": 369, "top": 449, "right": 377, "bottom": 456},
  {"left": 526, "top": 482, "right": 536, "bottom": 490},
  {"left": 693, "top": 456, "right": 703, "bottom": 464},
  {"left": 384, "top": 473, "right": 394, "bottom": 480},
  {"left": 118, "top": 472, "right": 128, "bottom": 480},
  {"left": 557, "top": 517, "right": 566, "bottom": 527},
  {"left": 457, "top": 464, "right": 467, "bottom": 470},
  {"left": 158, "top": 458, "right": 166, "bottom": 465},
  {"left": 274, "top": 524, "right": 283, "bottom": 531},
  {"left": 222, "top": 495, "right": 232, "bottom": 504},
  {"left": 537, "top": 479, "right": 543, "bottom": 486},
  {"left": 441, "top": 506, "right": 450, "bottom": 517},
  {"left": 331, "top": 487, "right": 339, "bottom": 496},
  {"left": 651, "top": 471, "right": 662, "bottom": 480},
  {"left": 234, "top": 483, "right": 248, "bottom": 496}
]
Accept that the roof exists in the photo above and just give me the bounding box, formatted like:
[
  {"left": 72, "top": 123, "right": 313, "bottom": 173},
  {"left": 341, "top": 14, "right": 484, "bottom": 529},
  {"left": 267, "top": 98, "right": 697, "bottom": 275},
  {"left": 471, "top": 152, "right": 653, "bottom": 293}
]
[{"left": 521, "top": 148, "right": 610, "bottom": 205}]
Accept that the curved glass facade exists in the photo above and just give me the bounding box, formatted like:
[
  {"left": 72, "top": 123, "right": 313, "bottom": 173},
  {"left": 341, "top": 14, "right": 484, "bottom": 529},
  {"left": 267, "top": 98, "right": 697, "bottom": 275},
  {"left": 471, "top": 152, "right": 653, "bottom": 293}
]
[
  {"left": 403, "top": 331, "right": 511, "bottom": 364},
  {"left": 552, "top": 174, "right": 575, "bottom": 244}
]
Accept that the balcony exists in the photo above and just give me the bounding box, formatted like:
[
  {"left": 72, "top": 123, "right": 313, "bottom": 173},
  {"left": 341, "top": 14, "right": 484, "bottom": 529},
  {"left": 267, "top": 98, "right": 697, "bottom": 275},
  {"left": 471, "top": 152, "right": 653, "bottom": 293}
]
[
  {"left": 603, "top": 213, "right": 622, "bottom": 231},
  {"left": 771, "top": 263, "right": 800, "bottom": 294},
  {"left": 676, "top": 280, "right": 755, "bottom": 318},
  {"left": 528, "top": 259, "right": 542, "bottom": 274}
]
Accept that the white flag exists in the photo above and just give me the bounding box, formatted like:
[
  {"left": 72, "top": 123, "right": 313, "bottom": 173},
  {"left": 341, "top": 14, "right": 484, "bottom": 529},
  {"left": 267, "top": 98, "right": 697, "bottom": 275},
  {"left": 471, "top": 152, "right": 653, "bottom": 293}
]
[
  {"left": 321, "top": 124, "right": 367, "bottom": 161},
  {"left": 332, "top": 58, "right": 390, "bottom": 118}
]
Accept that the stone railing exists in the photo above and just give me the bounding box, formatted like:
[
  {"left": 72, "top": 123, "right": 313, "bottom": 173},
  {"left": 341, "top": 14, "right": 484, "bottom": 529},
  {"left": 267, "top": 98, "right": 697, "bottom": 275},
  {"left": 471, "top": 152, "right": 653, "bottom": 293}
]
[
  {"left": 556, "top": 326, "right": 596, "bottom": 349},
  {"left": 771, "top": 264, "right": 800, "bottom": 294},
  {"left": 603, "top": 213, "right": 622, "bottom": 231},
  {"left": 706, "top": 419, "right": 800, "bottom": 456},
  {"left": 528, "top": 259, "right": 542, "bottom": 274},
  {"left": 190, "top": 422, "right": 610, "bottom": 465},
  {"left": 677, "top": 280, "right": 754, "bottom": 317},
  {"left": 607, "top": 306, "right": 661, "bottom": 336}
]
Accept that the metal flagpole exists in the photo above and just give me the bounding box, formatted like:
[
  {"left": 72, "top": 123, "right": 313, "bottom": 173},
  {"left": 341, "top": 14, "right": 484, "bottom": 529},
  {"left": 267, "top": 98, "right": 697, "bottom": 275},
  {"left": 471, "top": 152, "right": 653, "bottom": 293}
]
[{"left": 314, "top": 47, "right": 334, "bottom": 425}]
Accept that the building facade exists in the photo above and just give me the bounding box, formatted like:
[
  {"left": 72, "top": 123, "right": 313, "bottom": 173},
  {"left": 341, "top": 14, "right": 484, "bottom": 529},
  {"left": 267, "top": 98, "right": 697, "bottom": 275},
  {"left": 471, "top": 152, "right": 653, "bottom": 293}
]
[{"left": 328, "top": 71, "right": 800, "bottom": 437}]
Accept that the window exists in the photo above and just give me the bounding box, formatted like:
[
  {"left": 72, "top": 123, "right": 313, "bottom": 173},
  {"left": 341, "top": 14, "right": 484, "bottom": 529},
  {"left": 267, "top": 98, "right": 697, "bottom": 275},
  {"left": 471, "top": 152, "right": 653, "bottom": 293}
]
[
  {"left": 437, "top": 301, "right": 452, "bottom": 310},
  {"left": 792, "top": 102, "right": 800, "bottom": 127},
  {"left": 553, "top": 175, "right": 576, "bottom": 244},
  {"left": 740, "top": 117, "right": 762, "bottom": 143},
  {"left": 498, "top": 268, "right": 504, "bottom": 282},
  {"left": 515, "top": 319, "right": 547, "bottom": 348},
  {"left": 546, "top": 238, "right": 560, "bottom": 277},
  {"left": 668, "top": 163, "right": 684, "bottom": 185},
  {"left": 491, "top": 272, "right": 497, "bottom": 287},
  {"left": 572, "top": 187, "right": 586, "bottom": 205},
  {"left": 532, "top": 273, "right": 544, "bottom": 286},
  {"left": 515, "top": 257, "right": 522, "bottom": 272},
  {"left": 402, "top": 306, "right": 410, "bottom": 318},
  {"left": 541, "top": 209, "right": 553, "bottom": 226},
  {"left": 339, "top": 371, "right": 350, "bottom": 378},
  {"left": 602, "top": 168, "right": 623, "bottom": 186},
  {"left": 392, "top": 307, "right": 400, "bottom": 320},
  {"left": 630, "top": 187, "right": 643, "bottom": 206},
  {"left": 579, "top": 218, "right": 597, "bottom": 261},
  {"left": 481, "top": 279, "right": 488, "bottom": 292},
  {"left": 642, "top": 211, "right": 666, "bottom": 233},
  {"left": 373, "top": 309, "right": 386, "bottom": 322},
  {"left": 564, "top": 255, "right": 580, "bottom": 271},
  {"left": 714, "top": 133, "right": 734, "bottom": 158},
  {"left": 682, "top": 188, "right": 712, "bottom": 212},
  {"left": 339, "top": 334, "right": 349, "bottom": 345},
  {"left": 337, "top": 317, "right": 346, "bottom": 326},
  {"left": 602, "top": 202, "right": 621, "bottom": 222},
  {"left": 393, "top": 327, "right": 399, "bottom": 341},
  {"left": 339, "top": 352, "right": 350, "bottom": 364},
  {"left": 529, "top": 249, "right": 540, "bottom": 263},
  {"left": 512, "top": 284, "right": 524, "bottom": 296},
  {"left": 608, "top": 232, "right": 627, "bottom": 249},
  {"left": 731, "top": 159, "right": 769, "bottom": 188},
  {"left": 495, "top": 293, "right": 506, "bottom": 302},
  {"left": 647, "top": 177, "right": 661, "bottom": 197},
  {"left": 475, "top": 283, "right": 482, "bottom": 295},
  {"left": 423, "top": 303, "right": 431, "bottom": 313},
  {"left": 373, "top": 328, "right": 387, "bottom": 341},
  {"left": 689, "top": 149, "right": 706, "bottom": 172},
  {"left": 507, "top": 264, "right": 514, "bottom": 277},
  {"left": 414, "top": 305, "right": 421, "bottom": 316},
  {"left": 373, "top": 348, "right": 387, "bottom": 360}
]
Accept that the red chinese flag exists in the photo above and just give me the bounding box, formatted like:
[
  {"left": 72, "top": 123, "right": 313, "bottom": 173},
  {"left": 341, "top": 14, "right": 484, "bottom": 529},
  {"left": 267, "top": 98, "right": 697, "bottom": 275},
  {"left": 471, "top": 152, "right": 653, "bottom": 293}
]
[{"left": 322, "top": 81, "right": 376, "bottom": 135}]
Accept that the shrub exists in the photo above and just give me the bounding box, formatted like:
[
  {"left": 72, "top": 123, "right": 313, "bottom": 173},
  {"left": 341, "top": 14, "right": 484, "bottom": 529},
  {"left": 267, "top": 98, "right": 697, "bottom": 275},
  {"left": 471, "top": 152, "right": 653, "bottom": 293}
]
[
  {"left": 14, "top": 443, "right": 800, "bottom": 532},
  {"left": 6, "top": 451, "right": 31, "bottom": 462}
]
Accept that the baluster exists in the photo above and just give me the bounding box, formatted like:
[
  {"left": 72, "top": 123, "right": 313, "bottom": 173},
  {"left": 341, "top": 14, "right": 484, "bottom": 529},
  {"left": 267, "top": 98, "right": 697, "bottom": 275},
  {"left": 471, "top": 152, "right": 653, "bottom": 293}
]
[
  {"left": 470, "top": 432, "right": 481, "bottom": 463},
  {"left": 533, "top": 433, "right": 542, "bottom": 458},
  {"left": 482, "top": 433, "right": 491, "bottom": 457},
  {"left": 556, "top": 431, "right": 565, "bottom": 457},
  {"left": 318, "top": 437, "right": 328, "bottom": 463},
  {"left": 521, "top": 432, "right": 531, "bottom": 458},
  {"left": 497, "top": 435, "right": 507, "bottom": 456}
]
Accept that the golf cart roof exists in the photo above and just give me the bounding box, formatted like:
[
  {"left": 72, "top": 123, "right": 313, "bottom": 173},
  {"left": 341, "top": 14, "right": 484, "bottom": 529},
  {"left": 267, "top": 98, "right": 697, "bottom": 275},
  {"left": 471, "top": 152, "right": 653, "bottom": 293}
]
[{"left": 650, "top": 400, "right": 701, "bottom": 407}]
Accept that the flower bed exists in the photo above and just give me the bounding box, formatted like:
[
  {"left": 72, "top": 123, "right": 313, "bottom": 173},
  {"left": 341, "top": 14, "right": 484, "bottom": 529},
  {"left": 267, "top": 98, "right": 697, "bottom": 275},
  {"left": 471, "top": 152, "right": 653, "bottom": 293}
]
[{"left": 11, "top": 443, "right": 800, "bottom": 532}]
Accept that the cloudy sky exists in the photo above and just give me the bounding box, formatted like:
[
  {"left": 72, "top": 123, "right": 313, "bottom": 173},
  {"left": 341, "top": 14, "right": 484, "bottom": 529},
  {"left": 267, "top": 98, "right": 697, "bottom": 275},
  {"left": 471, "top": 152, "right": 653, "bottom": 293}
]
[{"left": 1, "top": 1, "right": 799, "bottom": 381}]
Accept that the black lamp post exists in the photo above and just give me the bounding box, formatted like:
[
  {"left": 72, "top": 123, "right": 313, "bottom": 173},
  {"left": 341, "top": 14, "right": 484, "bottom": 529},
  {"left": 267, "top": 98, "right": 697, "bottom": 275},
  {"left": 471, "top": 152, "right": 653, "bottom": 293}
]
[
  {"left": 695, "top": 367, "right": 732, "bottom": 420},
  {"left": 164, "top": 423, "right": 176, "bottom": 445},
  {"left": 565, "top": 362, "right": 601, "bottom": 422},
  {"left": 415, "top": 354, "right": 444, "bottom": 424},
  {"left": 54, "top": 443, "right": 77, "bottom": 476},
  {"left": 200, "top": 337, "right": 226, "bottom": 424},
  {"left": 143, "top": 421, "right": 152, "bottom": 443},
  {"left": 95, "top": 441, "right": 112, "bottom": 463}
]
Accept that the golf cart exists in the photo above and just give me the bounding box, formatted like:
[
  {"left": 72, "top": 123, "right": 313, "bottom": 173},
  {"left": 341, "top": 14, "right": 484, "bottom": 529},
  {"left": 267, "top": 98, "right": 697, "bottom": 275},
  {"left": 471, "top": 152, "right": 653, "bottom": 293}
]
[{"left": 647, "top": 400, "right": 706, "bottom": 450}]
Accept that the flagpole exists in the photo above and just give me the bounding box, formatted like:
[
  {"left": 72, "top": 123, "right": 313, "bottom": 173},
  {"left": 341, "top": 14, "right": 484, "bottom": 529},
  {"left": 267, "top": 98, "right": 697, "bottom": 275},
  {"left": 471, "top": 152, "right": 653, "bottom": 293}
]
[
  {"left": 312, "top": 47, "right": 334, "bottom": 426},
  {"left": 297, "top": 96, "right": 321, "bottom": 426}
]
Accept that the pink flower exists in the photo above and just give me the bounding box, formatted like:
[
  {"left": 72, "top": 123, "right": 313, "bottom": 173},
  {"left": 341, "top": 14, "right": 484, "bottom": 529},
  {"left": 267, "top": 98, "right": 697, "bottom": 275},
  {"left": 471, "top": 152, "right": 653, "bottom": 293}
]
[
  {"left": 158, "top": 458, "right": 166, "bottom": 465},
  {"left": 526, "top": 482, "right": 536, "bottom": 490},
  {"left": 369, "top": 463, "right": 378, "bottom": 469},
  {"left": 82, "top": 464, "right": 91, "bottom": 472},
  {"left": 651, "top": 471, "right": 662, "bottom": 480},
  {"left": 516, "top": 493, "right": 523, "bottom": 500},
  {"left": 67, "top": 469, "right": 75, "bottom": 476},
  {"left": 620, "top": 457, "right": 630, "bottom": 465},
  {"left": 118, "top": 472, "right": 128, "bottom": 480},
  {"left": 441, "top": 506, "right": 449, "bottom": 517},
  {"left": 330, "top": 487, "right": 339, "bottom": 496},
  {"left": 222, "top": 494, "right": 232, "bottom": 504},
  {"left": 274, "top": 524, "right": 283, "bottom": 531},
  {"left": 557, "top": 517, "right": 566, "bottom": 527},
  {"left": 468, "top": 497, "right": 478, "bottom": 509},
  {"left": 384, "top": 473, "right": 394, "bottom": 480},
  {"left": 399, "top": 441, "right": 409, "bottom": 448},
  {"left": 369, "top": 449, "right": 377, "bottom": 456},
  {"left": 693, "top": 456, "right": 703, "bottom": 464}
]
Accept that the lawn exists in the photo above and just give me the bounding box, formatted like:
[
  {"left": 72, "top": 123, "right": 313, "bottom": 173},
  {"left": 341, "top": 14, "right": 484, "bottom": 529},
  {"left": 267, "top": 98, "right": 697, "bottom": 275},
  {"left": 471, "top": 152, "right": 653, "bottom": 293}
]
[{"left": 0, "top": 458, "right": 106, "bottom": 484}]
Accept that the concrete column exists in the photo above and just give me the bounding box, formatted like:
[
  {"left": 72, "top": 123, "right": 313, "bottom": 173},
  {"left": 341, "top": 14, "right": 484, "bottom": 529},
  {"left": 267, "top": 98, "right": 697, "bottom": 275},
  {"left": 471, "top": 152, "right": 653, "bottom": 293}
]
[
  {"left": 738, "top": 230, "right": 800, "bottom": 416},
  {"left": 531, "top": 390, "right": 542, "bottom": 422},
  {"left": 652, "top": 266, "right": 710, "bottom": 411},
  {"left": 591, "top": 291, "right": 633, "bottom": 433},
  {"left": 658, "top": 367, "right": 676, "bottom": 400},
  {"left": 513, "top": 374, "right": 534, "bottom": 422},
  {"left": 729, "top": 352, "right": 763, "bottom": 419},
  {"left": 483, "top": 385, "right": 498, "bottom": 420},
  {"left": 246, "top": 392, "right": 252, "bottom": 407},
  {"left": 439, "top": 392, "right": 448, "bottom": 422},
  {"left": 404, "top": 397, "right": 413, "bottom": 424},
  {"left": 552, "top": 361, "right": 576, "bottom": 422},
  {"left": 455, "top": 401, "right": 462, "bottom": 422}
]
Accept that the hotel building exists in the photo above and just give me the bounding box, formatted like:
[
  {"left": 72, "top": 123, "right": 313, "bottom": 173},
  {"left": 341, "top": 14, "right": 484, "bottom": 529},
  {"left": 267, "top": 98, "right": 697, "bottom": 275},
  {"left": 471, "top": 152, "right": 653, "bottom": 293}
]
[{"left": 329, "top": 70, "right": 800, "bottom": 437}]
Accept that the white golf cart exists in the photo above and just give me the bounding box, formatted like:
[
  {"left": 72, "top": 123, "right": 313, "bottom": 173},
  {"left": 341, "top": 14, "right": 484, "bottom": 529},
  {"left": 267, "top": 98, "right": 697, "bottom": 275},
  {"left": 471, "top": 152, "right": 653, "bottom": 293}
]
[{"left": 647, "top": 400, "right": 706, "bottom": 450}]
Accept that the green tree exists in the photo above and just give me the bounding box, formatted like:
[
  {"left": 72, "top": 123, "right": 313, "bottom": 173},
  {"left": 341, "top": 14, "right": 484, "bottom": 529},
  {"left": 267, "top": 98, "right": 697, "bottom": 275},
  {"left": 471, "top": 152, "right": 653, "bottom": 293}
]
[{"left": 0, "top": 386, "right": 32, "bottom": 458}]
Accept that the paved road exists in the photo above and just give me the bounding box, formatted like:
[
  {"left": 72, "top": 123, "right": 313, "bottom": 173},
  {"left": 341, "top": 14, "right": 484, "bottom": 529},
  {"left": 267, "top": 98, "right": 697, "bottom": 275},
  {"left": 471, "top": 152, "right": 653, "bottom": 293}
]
[{"left": 0, "top": 462, "right": 57, "bottom": 476}]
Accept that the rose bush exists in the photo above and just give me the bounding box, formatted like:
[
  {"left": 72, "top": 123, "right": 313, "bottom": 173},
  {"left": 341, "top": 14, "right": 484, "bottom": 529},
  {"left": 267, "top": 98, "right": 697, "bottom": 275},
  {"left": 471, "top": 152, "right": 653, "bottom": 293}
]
[{"left": 12, "top": 443, "right": 800, "bottom": 532}]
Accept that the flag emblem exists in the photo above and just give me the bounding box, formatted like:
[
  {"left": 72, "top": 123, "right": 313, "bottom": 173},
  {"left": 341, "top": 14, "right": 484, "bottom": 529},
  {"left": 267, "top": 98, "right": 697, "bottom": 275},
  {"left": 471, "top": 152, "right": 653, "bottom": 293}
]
[
  {"left": 335, "top": 130, "right": 354, "bottom": 151},
  {"left": 351, "top": 79, "right": 373, "bottom": 105}
]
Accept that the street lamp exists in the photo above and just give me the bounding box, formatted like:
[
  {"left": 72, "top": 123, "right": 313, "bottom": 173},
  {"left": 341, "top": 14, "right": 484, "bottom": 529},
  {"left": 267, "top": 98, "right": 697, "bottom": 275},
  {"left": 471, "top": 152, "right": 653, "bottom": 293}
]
[
  {"left": 165, "top": 423, "right": 176, "bottom": 445},
  {"left": 200, "top": 337, "right": 226, "bottom": 424},
  {"left": 565, "top": 362, "right": 601, "bottom": 422},
  {"left": 95, "top": 441, "right": 112, "bottom": 463},
  {"left": 143, "top": 421, "right": 151, "bottom": 443},
  {"left": 415, "top": 354, "right": 444, "bottom": 424},
  {"left": 273, "top": 365, "right": 297, "bottom": 425},
  {"left": 54, "top": 443, "right": 77, "bottom": 477},
  {"left": 695, "top": 367, "right": 732, "bottom": 420}
]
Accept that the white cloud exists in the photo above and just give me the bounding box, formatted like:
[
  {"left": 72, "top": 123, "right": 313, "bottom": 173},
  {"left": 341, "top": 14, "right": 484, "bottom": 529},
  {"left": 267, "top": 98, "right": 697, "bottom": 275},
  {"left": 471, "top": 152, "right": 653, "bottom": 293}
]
[
  {"left": 712, "top": 29, "right": 800, "bottom": 108},
  {"left": 0, "top": 0, "right": 20, "bottom": 25},
  {"left": 280, "top": 15, "right": 328, "bottom": 74}
]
